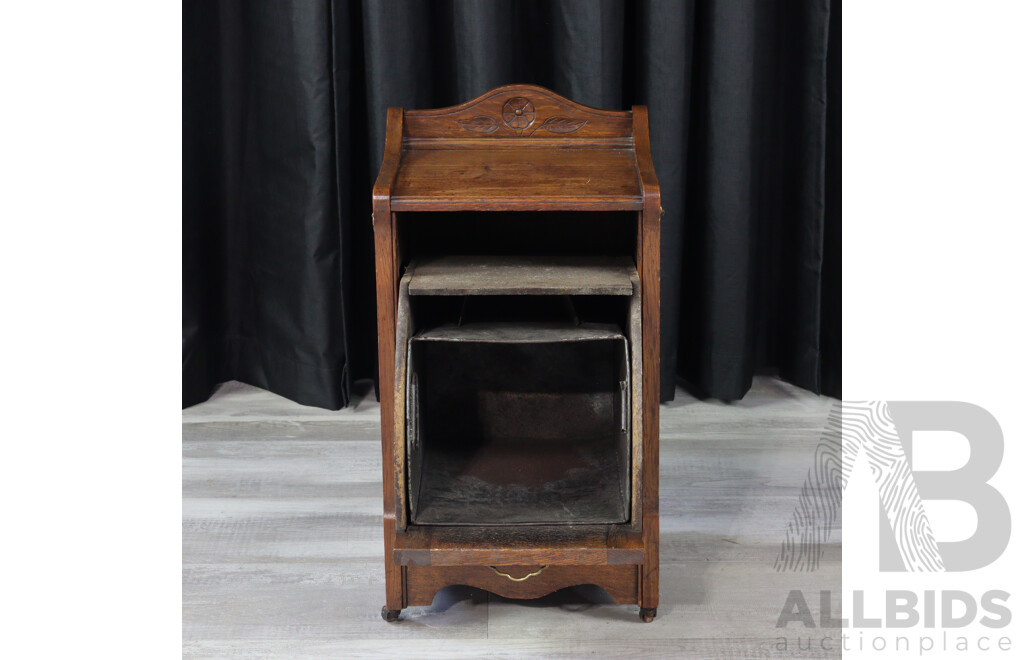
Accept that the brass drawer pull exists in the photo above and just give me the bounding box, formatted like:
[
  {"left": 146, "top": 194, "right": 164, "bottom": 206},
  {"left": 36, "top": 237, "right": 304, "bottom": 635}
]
[{"left": 487, "top": 565, "right": 548, "bottom": 582}]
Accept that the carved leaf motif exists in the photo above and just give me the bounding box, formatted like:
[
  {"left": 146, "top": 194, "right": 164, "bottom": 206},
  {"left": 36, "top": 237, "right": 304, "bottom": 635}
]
[
  {"left": 538, "top": 116, "right": 588, "bottom": 134},
  {"left": 457, "top": 115, "right": 500, "bottom": 134}
]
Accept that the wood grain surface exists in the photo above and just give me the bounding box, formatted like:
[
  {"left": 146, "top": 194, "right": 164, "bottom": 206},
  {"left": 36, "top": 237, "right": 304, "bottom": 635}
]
[
  {"left": 406, "top": 565, "right": 639, "bottom": 605},
  {"left": 394, "top": 525, "right": 644, "bottom": 567},
  {"left": 391, "top": 147, "right": 642, "bottom": 211},
  {"left": 401, "top": 83, "right": 633, "bottom": 140}
]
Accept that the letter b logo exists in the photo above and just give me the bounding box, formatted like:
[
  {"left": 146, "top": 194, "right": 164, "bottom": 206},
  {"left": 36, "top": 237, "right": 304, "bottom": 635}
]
[{"left": 883, "top": 402, "right": 1010, "bottom": 571}]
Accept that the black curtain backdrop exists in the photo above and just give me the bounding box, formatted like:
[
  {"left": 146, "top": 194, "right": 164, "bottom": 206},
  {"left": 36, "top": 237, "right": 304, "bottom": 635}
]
[{"left": 184, "top": 0, "right": 841, "bottom": 409}]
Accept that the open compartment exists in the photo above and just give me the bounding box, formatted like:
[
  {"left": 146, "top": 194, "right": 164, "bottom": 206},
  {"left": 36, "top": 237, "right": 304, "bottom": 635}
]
[
  {"left": 392, "top": 249, "right": 644, "bottom": 529},
  {"left": 406, "top": 322, "right": 630, "bottom": 526},
  {"left": 399, "top": 211, "right": 638, "bottom": 259}
]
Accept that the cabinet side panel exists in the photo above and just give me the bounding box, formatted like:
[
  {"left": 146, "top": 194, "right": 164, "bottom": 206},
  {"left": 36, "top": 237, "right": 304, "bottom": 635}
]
[{"left": 633, "top": 106, "right": 661, "bottom": 610}]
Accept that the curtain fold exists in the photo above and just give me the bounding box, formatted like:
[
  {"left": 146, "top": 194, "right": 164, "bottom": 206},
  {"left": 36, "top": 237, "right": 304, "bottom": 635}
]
[
  {"left": 183, "top": 0, "right": 350, "bottom": 409},
  {"left": 183, "top": 0, "right": 841, "bottom": 409}
]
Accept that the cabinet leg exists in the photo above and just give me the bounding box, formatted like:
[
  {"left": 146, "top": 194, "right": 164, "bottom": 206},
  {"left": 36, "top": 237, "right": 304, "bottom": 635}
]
[
  {"left": 381, "top": 606, "right": 402, "bottom": 622},
  {"left": 383, "top": 519, "right": 405, "bottom": 614},
  {"left": 640, "top": 514, "right": 660, "bottom": 622}
]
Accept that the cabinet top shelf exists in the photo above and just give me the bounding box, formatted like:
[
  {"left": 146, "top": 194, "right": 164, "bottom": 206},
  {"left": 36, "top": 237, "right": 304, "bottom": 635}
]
[
  {"left": 407, "top": 255, "right": 637, "bottom": 296},
  {"left": 391, "top": 147, "right": 642, "bottom": 212}
]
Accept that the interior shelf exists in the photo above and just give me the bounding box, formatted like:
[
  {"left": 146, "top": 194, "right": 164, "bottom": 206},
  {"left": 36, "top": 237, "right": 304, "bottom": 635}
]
[
  {"left": 414, "top": 322, "right": 624, "bottom": 343},
  {"left": 407, "top": 255, "right": 636, "bottom": 296}
]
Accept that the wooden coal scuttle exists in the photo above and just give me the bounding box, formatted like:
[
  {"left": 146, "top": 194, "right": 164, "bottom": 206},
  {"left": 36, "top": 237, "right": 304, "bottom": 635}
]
[{"left": 372, "top": 85, "right": 661, "bottom": 622}]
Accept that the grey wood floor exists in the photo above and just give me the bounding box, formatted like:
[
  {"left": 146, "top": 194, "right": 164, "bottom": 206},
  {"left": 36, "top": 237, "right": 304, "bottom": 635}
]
[{"left": 183, "top": 376, "right": 840, "bottom": 659}]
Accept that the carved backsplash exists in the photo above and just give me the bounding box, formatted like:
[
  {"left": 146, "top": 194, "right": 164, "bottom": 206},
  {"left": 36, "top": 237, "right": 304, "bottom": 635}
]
[
  {"left": 402, "top": 85, "right": 632, "bottom": 140},
  {"left": 456, "top": 96, "right": 588, "bottom": 137}
]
